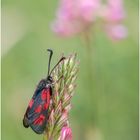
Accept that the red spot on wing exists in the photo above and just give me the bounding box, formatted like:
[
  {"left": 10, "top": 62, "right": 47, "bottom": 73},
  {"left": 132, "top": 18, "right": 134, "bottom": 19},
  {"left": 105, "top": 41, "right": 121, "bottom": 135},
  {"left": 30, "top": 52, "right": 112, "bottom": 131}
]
[
  {"left": 34, "top": 114, "right": 45, "bottom": 125},
  {"left": 35, "top": 105, "right": 42, "bottom": 113},
  {"left": 44, "top": 90, "right": 50, "bottom": 110},
  {"left": 40, "top": 88, "right": 51, "bottom": 110},
  {"left": 41, "top": 89, "right": 48, "bottom": 100},
  {"left": 44, "top": 103, "right": 49, "bottom": 110},
  {"left": 29, "top": 99, "right": 34, "bottom": 108}
]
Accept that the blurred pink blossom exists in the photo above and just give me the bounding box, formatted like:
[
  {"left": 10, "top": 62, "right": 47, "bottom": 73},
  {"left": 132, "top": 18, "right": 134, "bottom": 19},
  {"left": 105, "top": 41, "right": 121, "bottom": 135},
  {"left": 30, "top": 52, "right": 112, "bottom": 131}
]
[
  {"left": 59, "top": 126, "right": 72, "bottom": 140},
  {"left": 51, "top": 0, "right": 127, "bottom": 40},
  {"left": 101, "top": 0, "right": 125, "bottom": 22},
  {"left": 105, "top": 24, "right": 128, "bottom": 40},
  {"left": 51, "top": 0, "right": 100, "bottom": 37},
  {"left": 101, "top": 0, "right": 128, "bottom": 40},
  {"left": 78, "top": 0, "right": 100, "bottom": 21}
]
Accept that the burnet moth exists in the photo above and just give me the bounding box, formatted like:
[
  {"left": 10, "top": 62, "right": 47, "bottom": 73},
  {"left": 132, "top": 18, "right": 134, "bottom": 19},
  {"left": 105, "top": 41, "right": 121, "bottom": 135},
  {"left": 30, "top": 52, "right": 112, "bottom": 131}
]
[{"left": 23, "top": 49, "right": 65, "bottom": 134}]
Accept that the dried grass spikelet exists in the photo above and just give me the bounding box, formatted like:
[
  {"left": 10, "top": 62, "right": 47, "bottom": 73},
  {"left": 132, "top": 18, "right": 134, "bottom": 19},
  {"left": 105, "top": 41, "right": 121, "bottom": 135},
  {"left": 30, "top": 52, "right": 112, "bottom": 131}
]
[{"left": 44, "top": 53, "right": 79, "bottom": 140}]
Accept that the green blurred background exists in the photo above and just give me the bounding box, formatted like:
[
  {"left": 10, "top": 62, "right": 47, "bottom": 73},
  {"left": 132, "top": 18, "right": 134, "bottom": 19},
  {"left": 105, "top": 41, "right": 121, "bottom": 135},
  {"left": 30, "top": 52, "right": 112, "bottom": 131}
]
[{"left": 2, "top": 0, "right": 139, "bottom": 140}]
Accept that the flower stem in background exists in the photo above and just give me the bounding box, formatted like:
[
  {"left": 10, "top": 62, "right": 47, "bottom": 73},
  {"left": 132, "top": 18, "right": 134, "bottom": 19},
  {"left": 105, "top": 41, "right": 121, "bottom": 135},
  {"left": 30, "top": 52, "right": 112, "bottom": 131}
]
[
  {"left": 83, "top": 30, "right": 100, "bottom": 124},
  {"left": 44, "top": 54, "right": 79, "bottom": 140}
]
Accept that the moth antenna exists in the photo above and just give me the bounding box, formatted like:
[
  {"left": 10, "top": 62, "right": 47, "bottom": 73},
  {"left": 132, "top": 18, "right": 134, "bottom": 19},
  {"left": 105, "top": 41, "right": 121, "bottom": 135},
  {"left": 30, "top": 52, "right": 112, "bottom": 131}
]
[
  {"left": 50, "top": 57, "right": 65, "bottom": 75},
  {"left": 47, "top": 49, "right": 53, "bottom": 76}
]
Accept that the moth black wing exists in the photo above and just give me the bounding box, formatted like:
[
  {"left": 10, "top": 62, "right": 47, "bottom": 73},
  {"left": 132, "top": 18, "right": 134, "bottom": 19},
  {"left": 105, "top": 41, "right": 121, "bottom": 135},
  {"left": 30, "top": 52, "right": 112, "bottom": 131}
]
[{"left": 23, "top": 85, "right": 51, "bottom": 134}]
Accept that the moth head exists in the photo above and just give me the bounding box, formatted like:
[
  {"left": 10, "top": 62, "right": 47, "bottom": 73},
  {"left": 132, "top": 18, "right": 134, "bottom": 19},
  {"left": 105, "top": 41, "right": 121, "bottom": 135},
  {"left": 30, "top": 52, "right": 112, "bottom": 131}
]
[{"left": 47, "top": 76, "right": 53, "bottom": 84}]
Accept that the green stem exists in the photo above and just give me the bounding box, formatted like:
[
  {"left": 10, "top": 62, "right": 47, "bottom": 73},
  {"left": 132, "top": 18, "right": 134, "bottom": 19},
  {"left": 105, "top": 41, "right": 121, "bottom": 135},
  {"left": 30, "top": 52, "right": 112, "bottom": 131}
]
[{"left": 83, "top": 30, "right": 99, "bottom": 125}]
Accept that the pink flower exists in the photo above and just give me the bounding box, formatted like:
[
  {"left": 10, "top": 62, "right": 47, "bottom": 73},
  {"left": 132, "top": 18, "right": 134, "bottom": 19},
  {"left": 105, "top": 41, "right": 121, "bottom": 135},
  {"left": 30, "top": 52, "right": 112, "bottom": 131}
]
[
  {"left": 77, "top": 0, "right": 100, "bottom": 22},
  {"left": 59, "top": 126, "right": 72, "bottom": 140},
  {"left": 51, "top": 0, "right": 127, "bottom": 41},
  {"left": 51, "top": 0, "right": 100, "bottom": 37},
  {"left": 101, "top": 0, "right": 127, "bottom": 40},
  {"left": 104, "top": 0, "right": 125, "bottom": 22},
  {"left": 105, "top": 24, "right": 128, "bottom": 40}
]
